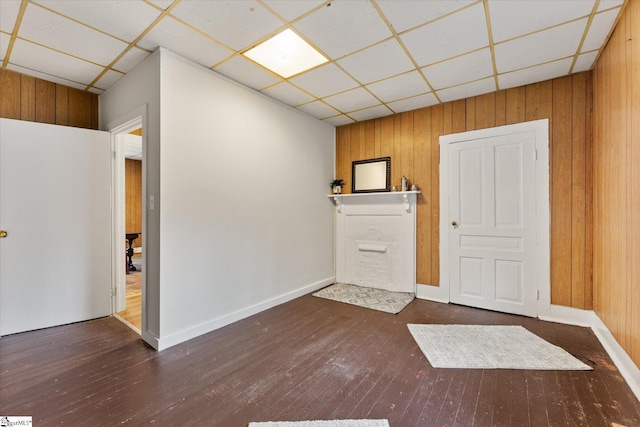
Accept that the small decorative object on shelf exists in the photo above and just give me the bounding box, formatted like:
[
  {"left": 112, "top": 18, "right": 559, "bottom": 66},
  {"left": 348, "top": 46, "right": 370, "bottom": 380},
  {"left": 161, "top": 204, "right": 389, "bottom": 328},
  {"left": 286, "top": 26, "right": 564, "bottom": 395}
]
[
  {"left": 391, "top": 185, "right": 398, "bottom": 192},
  {"left": 330, "top": 179, "right": 344, "bottom": 194},
  {"left": 411, "top": 184, "right": 419, "bottom": 191}
]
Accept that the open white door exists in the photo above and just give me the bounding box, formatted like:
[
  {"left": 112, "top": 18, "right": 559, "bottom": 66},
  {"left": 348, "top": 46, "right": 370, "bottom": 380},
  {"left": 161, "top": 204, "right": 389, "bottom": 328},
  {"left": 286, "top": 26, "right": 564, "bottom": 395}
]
[
  {"left": 0, "top": 118, "right": 111, "bottom": 335},
  {"left": 440, "top": 120, "right": 550, "bottom": 318}
]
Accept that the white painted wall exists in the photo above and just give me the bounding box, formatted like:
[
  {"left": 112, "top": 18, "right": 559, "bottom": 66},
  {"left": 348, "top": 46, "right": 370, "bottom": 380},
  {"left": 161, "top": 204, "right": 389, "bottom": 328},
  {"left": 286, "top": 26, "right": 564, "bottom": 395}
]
[
  {"left": 100, "top": 50, "right": 161, "bottom": 345},
  {"left": 158, "top": 51, "right": 335, "bottom": 348},
  {"left": 101, "top": 48, "right": 335, "bottom": 350}
]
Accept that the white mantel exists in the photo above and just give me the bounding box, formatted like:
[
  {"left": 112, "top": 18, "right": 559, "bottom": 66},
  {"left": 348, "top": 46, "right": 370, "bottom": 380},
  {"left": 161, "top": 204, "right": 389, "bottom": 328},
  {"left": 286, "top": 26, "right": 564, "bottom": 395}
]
[{"left": 329, "top": 191, "right": 419, "bottom": 293}]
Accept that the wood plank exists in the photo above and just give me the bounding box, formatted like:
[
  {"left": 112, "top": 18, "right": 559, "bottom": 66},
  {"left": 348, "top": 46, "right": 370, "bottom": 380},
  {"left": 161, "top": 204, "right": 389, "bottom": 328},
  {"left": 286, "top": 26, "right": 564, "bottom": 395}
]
[
  {"left": 68, "top": 88, "right": 91, "bottom": 128},
  {"left": 584, "top": 70, "right": 594, "bottom": 311},
  {"left": 451, "top": 99, "right": 466, "bottom": 133},
  {"left": 363, "top": 119, "right": 375, "bottom": 159},
  {"left": 505, "top": 86, "right": 526, "bottom": 124},
  {"left": 335, "top": 126, "right": 350, "bottom": 193},
  {"left": 400, "top": 111, "right": 414, "bottom": 185},
  {"left": 495, "top": 90, "right": 506, "bottom": 126},
  {"left": 413, "top": 108, "right": 431, "bottom": 284},
  {"left": 392, "top": 114, "right": 403, "bottom": 189},
  {"left": 430, "top": 104, "right": 443, "bottom": 286},
  {"left": 551, "top": 76, "right": 574, "bottom": 307},
  {"left": 0, "top": 68, "right": 21, "bottom": 119},
  {"left": 20, "top": 74, "right": 36, "bottom": 121},
  {"left": 55, "top": 84, "right": 69, "bottom": 126},
  {"left": 125, "top": 159, "right": 143, "bottom": 235},
  {"left": 465, "top": 96, "right": 476, "bottom": 131},
  {"left": 571, "top": 73, "right": 587, "bottom": 309},
  {"left": 91, "top": 93, "right": 99, "bottom": 129},
  {"left": 35, "top": 78, "right": 56, "bottom": 124},
  {"left": 474, "top": 92, "right": 496, "bottom": 130}
]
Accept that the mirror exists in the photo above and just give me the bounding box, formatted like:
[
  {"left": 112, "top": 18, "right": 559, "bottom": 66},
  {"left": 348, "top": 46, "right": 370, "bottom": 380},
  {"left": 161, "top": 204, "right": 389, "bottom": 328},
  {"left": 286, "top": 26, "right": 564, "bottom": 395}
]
[{"left": 352, "top": 157, "right": 391, "bottom": 193}]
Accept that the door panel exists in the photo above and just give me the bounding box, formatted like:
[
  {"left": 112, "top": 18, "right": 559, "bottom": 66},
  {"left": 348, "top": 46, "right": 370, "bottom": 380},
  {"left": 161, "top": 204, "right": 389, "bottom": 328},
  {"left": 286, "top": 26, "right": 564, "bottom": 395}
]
[
  {"left": 449, "top": 132, "right": 537, "bottom": 317},
  {"left": 0, "top": 118, "right": 111, "bottom": 335}
]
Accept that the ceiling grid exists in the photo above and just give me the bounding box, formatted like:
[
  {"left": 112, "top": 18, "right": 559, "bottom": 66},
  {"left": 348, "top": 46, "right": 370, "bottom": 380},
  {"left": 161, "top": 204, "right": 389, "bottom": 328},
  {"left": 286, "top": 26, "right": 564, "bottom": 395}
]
[{"left": 0, "top": 0, "right": 627, "bottom": 125}]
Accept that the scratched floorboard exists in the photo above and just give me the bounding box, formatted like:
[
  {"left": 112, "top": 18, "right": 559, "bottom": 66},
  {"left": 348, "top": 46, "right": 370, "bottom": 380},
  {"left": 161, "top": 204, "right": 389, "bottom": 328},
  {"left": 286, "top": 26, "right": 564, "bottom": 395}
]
[{"left": 1, "top": 295, "right": 639, "bottom": 427}]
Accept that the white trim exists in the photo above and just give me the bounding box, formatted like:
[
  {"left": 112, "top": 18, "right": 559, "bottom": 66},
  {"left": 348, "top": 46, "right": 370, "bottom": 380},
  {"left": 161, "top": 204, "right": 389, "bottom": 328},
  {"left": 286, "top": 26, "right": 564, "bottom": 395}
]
[
  {"left": 155, "top": 276, "right": 335, "bottom": 351},
  {"left": 540, "top": 304, "right": 640, "bottom": 402},
  {"left": 439, "top": 119, "right": 550, "bottom": 317},
  {"left": 106, "top": 105, "right": 148, "bottom": 344},
  {"left": 416, "top": 283, "right": 450, "bottom": 303}
]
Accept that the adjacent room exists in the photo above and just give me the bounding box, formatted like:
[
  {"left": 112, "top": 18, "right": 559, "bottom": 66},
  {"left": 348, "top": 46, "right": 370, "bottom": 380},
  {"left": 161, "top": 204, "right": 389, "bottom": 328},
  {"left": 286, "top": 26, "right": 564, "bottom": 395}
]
[{"left": 0, "top": 0, "right": 638, "bottom": 425}]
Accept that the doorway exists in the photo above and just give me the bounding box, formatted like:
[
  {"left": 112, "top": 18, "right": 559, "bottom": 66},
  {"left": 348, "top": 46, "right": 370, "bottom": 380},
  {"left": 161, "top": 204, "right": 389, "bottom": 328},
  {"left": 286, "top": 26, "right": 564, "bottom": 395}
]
[
  {"left": 439, "top": 119, "right": 550, "bottom": 317},
  {"left": 110, "top": 117, "right": 144, "bottom": 333}
]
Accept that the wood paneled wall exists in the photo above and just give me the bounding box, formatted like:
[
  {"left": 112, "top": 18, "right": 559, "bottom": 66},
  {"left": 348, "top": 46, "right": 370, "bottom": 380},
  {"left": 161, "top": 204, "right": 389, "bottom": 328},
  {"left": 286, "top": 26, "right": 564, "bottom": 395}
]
[
  {"left": 0, "top": 68, "right": 98, "bottom": 130},
  {"left": 125, "top": 159, "right": 142, "bottom": 248},
  {"left": 592, "top": 0, "right": 639, "bottom": 367},
  {"left": 336, "top": 72, "right": 593, "bottom": 310}
]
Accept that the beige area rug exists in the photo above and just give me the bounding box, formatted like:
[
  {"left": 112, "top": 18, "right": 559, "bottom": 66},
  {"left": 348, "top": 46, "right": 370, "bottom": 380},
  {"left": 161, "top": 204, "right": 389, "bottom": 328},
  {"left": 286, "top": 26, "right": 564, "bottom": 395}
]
[
  {"left": 313, "top": 283, "right": 414, "bottom": 314},
  {"left": 249, "top": 421, "right": 389, "bottom": 427},
  {"left": 408, "top": 324, "right": 592, "bottom": 370}
]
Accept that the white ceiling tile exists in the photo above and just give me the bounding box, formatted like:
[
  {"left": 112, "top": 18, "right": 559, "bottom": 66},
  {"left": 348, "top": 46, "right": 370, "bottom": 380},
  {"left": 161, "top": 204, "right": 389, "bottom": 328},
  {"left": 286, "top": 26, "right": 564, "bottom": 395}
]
[
  {"left": 113, "top": 47, "right": 151, "bottom": 73},
  {"left": 0, "top": 32, "right": 9, "bottom": 61},
  {"left": 0, "top": 0, "right": 20, "bottom": 33},
  {"left": 488, "top": 0, "right": 594, "bottom": 43},
  {"left": 401, "top": 3, "right": 489, "bottom": 67},
  {"left": 573, "top": 51, "right": 598, "bottom": 72},
  {"left": 498, "top": 58, "right": 572, "bottom": 90},
  {"left": 323, "top": 87, "right": 380, "bottom": 113},
  {"left": 19, "top": 3, "right": 128, "bottom": 66},
  {"left": 436, "top": 77, "right": 495, "bottom": 102},
  {"left": 6, "top": 63, "right": 84, "bottom": 89},
  {"left": 323, "top": 115, "right": 354, "bottom": 127},
  {"left": 289, "top": 63, "right": 358, "bottom": 98},
  {"left": 138, "top": 16, "right": 233, "bottom": 68},
  {"left": 337, "top": 38, "right": 414, "bottom": 84},
  {"left": 494, "top": 18, "right": 587, "bottom": 73},
  {"left": 214, "top": 55, "right": 279, "bottom": 91},
  {"left": 34, "top": 0, "right": 161, "bottom": 43},
  {"left": 387, "top": 92, "right": 439, "bottom": 113},
  {"left": 262, "top": 82, "right": 314, "bottom": 106},
  {"left": 376, "top": 0, "right": 475, "bottom": 34},
  {"left": 93, "top": 69, "right": 124, "bottom": 91},
  {"left": 8, "top": 38, "right": 103, "bottom": 87},
  {"left": 170, "top": 1, "right": 283, "bottom": 51},
  {"left": 296, "top": 101, "right": 340, "bottom": 120},
  {"left": 366, "top": 71, "right": 428, "bottom": 103},
  {"left": 263, "top": 0, "right": 325, "bottom": 22},
  {"left": 598, "top": 0, "right": 624, "bottom": 12},
  {"left": 294, "top": 1, "right": 391, "bottom": 59},
  {"left": 582, "top": 8, "right": 620, "bottom": 52},
  {"left": 147, "top": 1, "right": 174, "bottom": 11},
  {"left": 349, "top": 105, "right": 394, "bottom": 122},
  {"left": 422, "top": 48, "right": 493, "bottom": 90}
]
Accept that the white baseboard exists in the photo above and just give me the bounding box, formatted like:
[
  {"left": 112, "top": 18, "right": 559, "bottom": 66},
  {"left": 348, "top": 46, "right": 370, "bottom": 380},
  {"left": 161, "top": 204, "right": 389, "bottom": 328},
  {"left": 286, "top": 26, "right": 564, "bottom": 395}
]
[
  {"left": 155, "top": 276, "right": 335, "bottom": 351},
  {"left": 540, "top": 304, "right": 640, "bottom": 402},
  {"left": 416, "top": 283, "right": 449, "bottom": 304}
]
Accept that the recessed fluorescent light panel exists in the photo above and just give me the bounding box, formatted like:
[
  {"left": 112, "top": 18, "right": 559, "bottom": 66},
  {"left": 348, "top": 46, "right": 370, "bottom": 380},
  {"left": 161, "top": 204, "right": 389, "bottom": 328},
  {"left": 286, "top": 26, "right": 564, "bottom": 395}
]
[{"left": 243, "top": 29, "right": 328, "bottom": 78}]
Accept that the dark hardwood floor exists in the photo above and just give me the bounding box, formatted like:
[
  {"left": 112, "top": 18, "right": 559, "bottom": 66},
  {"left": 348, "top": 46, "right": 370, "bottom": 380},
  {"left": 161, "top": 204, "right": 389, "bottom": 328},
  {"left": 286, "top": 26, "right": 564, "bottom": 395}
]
[{"left": 1, "top": 295, "right": 639, "bottom": 426}]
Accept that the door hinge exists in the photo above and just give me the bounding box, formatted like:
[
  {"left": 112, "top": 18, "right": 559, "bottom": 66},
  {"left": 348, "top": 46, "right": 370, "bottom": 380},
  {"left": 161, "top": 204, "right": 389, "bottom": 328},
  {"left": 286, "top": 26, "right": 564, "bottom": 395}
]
[
  {"left": 537, "top": 290, "right": 540, "bottom": 300},
  {"left": 534, "top": 149, "right": 538, "bottom": 160},
  {"left": 111, "top": 287, "right": 117, "bottom": 296},
  {"left": 111, "top": 151, "right": 116, "bottom": 159}
]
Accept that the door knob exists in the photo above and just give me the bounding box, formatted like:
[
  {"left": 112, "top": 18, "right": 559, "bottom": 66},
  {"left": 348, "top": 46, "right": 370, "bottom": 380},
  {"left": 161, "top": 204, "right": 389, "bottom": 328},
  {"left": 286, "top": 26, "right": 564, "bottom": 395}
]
[
  {"left": 0, "top": 230, "right": 7, "bottom": 238},
  {"left": 451, "top": 221, "right": 458, "bottom": 229}
]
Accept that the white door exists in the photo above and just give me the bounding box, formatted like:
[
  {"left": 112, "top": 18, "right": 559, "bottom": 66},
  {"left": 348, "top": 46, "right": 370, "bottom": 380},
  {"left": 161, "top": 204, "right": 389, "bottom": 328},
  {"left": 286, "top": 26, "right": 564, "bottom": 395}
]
[
  {"left": 0, "top": 118, "right": 111, "bottom": 335},
  {"left": 448, "top": 131, "right": 538, "bottom": 317}
]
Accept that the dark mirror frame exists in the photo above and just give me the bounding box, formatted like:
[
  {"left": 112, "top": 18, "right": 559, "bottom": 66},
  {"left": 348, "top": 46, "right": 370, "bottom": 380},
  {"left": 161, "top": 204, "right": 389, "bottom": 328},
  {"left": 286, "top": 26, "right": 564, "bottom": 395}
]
[{"left": 352, "top": 156, "right": 391, "bottom": 193}]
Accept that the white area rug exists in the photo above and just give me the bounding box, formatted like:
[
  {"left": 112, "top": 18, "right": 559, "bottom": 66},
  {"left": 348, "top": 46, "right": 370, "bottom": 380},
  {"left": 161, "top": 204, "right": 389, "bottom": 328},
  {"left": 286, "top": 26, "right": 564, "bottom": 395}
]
[
  {"left": 407, "top": 324, "right": 592, "bottom": 370},
  {"left": 313, "top": 283, "right": 414, "bottom": 314},
  {"left": 249, "top": 421, "right": 389, "bottom": 427}
]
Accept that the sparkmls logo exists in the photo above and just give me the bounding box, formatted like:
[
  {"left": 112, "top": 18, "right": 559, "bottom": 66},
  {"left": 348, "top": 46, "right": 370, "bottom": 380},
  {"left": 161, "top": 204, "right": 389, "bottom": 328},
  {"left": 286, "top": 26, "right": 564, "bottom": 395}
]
[{"left": 0, "top": 416, "right": 32, "bottom": 426}]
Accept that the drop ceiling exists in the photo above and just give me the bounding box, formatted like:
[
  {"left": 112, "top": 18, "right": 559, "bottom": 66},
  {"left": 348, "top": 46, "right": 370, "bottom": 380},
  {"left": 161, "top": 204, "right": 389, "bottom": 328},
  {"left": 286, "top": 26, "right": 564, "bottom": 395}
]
[{"left": 0, "top": 0, "right": 626, "bottom": 126}]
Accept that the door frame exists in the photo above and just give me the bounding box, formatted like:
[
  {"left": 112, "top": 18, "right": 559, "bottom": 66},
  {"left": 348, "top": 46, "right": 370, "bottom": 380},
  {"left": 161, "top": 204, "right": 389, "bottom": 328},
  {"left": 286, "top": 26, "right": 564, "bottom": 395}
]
[
  {"left": 106, "top": 105, "right": 147, "bottom": 332},
  {"left": 439, "top": 119, "right": 550, "bottom": 316}
]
